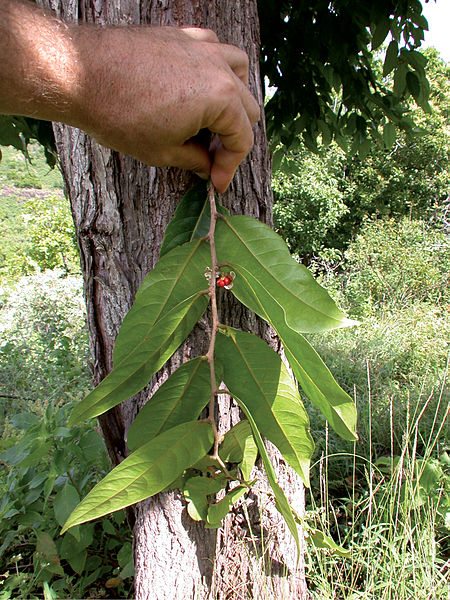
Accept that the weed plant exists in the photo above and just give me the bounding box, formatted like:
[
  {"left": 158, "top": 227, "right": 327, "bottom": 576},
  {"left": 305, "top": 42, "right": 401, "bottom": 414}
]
[
  {"left": 0, "top": 271, "right": 134, "bottom": 599},
  {"left": 305, "top": 373, "right": 449, "bottom": 600}
]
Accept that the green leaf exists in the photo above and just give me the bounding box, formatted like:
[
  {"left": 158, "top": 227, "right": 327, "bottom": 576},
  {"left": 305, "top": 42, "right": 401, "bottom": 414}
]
[
  {"left": 207, "top": 485, "right": 247, "bottom": 527},
  {"left": 371, "top": 17, "right": 390, "bottom": 50},
  {"left": 383, "top": 122, "right": 396, "bottom": 149},
  {"left": 236, "top": 404, "right": 300, "bottom": 561},
  {"left": 219, "top": 420, "right": 258, "bottom": 480},
  {"left": 406, "top": 70, "right": 421, "bottom": 101},
  {"left": 183, "top": 475, "right": 226, "bottom": 522},
  {"left": 160, "top": 181, "right": 229, "bottom": 258},
  {"left": 69, "top": 239, "right": 211, "bottom": 425},
  {"left": 53, "top": 483, "right": 80, "bottom": 527},
  {"left": 61, "top": 421, "right": 214, "bottom": 533},
  {"left": 225, "top": 263, "right": 358, "bottom": 441},
  {"left": 127, "top": 357, "right": 214, "bottom": 451},
  {"left": 216, "top": 327, "right": 314, "bottom": 485},
  {"left": 35, "top": 533, "right": 64, "bottom": 576},
  {"left": 306, "top": 528, "right": 351, "bottom": 557},
  {"left": 215, "top": 215, "right": 356, "bottom": 333},
  {"left": 383, "top": 41, "right": 398, "bottom": 76}
]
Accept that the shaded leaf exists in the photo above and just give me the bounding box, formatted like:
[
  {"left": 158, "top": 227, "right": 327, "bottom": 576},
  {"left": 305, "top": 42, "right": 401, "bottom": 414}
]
[
  {"left": 226, "top": 264, "right": 357, "bottom": 441},
  {"left": 35, "top": 533, "right": 64, "bottom": 575},
  {"left": 53, "top": 483, "right": 80, "bottom": 527},
  {"left": 160, "top": 182, "right": 228, "bottom": 258},
  {"left": 236, "top": 403, "right": 300, "bottom": 561},
  {"left": 215, "top": 215, "right": 356, "bottom": 333},
  {"left": 216, "top": 327, "right": 313, "bottom": 485},
  {"left": 127, "top": 356, "right": 216, "bottom": 451},
  {"left": 406, "top": 71, "right": 421, "bottom": 101},
  {"left": 383, "top": 41, "right": 398, "bottom": 76},
  {"left": 61, "top": 421, "right": 214, "bottom": 533},
  {"left": 383, "top": 122, "right": 396, "bottom": 149},
  {"left": 371, "top": 17, "right": 390, "bottom": 50}
]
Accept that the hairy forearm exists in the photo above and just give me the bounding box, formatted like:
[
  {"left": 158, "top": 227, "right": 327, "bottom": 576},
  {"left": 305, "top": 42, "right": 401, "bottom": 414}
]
[
  {"left": 0, "top": 0, "right": 87, "bottom": 125},
  {"left": 0, "top": 0, "right": 259, "bottom": 192}
]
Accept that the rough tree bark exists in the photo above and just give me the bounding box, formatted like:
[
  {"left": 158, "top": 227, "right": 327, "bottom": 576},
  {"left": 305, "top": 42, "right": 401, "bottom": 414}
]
[{"left": 39, "top": 0, "right": 308, "bottom": 598}]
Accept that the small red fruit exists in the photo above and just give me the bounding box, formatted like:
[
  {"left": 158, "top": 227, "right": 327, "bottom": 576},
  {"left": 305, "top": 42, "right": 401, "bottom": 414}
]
[
  {"left": 222, "top": 275, "right": 231, "bottom": 286},
  {"left": 217, "top": 278, "right": 226, "bottom": 287}
]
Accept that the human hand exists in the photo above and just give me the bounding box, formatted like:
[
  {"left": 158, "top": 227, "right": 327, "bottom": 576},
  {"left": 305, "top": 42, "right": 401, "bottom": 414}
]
[{"left": 74, "top": 25, "right": 260, "bottom": 192}]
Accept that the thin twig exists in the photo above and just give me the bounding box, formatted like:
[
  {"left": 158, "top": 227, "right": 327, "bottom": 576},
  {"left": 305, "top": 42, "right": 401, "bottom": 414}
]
[{"left": 205, "top": 181, "right": 231, "bottom": 477}]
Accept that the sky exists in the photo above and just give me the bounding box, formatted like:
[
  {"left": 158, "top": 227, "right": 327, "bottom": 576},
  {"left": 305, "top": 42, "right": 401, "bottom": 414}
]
[{"left": 420, "top": 0, "right": 450, "bottom": 62}]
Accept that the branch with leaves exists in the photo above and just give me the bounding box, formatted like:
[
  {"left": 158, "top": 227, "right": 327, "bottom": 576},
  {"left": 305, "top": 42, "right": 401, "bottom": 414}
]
[{"left": 60, "top": 180, "right": 358, "bottom": 558}]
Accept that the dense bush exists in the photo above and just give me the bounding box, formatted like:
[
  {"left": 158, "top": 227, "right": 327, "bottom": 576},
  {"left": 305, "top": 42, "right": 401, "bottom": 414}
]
[
  {"left": 0, "top": 272, "right": 134, "bottom": 599},
  {"left": 340, "top": 217, "right": 450, "bottom": 314},
  {"left": 0, "top": 270, "right": 89, "bottom": 404}
]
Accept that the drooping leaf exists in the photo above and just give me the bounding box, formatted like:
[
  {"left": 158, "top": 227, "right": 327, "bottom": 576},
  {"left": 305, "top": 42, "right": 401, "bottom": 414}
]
[
  {"left": 216, "top": 327, "right": 314, "bottom": 485},
  {"left": 160, "top": 181, "right": 229, "bottom": 258},
  {"left": 406, "top": 70, "right": 421, "bottom": 101},
  {"left": 207, "top": 485, "right": 247, "bottom": 527},
  {"left": 183, "top": 475, "right": 227, "bottom": 522},
  {"left": 306, "top": 528, "right": 351, "bottom": 557},
  {"left": 127, "top": 356, "right": 217, "bottom": 451},
  {"left": 61, "top": 421, "right": 214, "bottom": 533},
  {"left": 69, "top": 240, "right": 211, "bottom": 425},
  {"left": 383, "top": 122, "right": 396, "bottom": 149},
  {"left": 219, "top": 420, "right": 258, "bottom": 480},
  {"left": 236, "top": 403, "right": 300, "bottom": 561},
  {"left": 371, "top": 16, "right": 390, "bottom": 51},
  {"left": 227, "top": 263, "right": 358, "bottom": 442},
  {"left": 383, "top": 40, "right": 398, "bottom": 77},
  {"left": 215, "top": 215, "right": 356, "bottom": 333}
]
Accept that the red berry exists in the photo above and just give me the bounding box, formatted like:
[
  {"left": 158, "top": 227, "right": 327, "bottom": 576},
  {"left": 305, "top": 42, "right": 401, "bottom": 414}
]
[
  {"left": 223, "top": 275, "right": 231, "bottom": 286},
  {"left": 217, "top": 278, "right": 226, "bottom": 287}
]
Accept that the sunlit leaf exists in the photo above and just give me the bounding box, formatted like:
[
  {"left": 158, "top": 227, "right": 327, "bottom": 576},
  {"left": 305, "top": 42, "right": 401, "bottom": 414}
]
[
  {"left": 207, "top": 485, "right": 247, "bottom": 527},
  {"left": 61, "top": 421, "right": 214, "bottom": 533},
  {"left": 216, "top": 327, "right": 314, "bottom": 485},
  {"left": 127, "top": 357, "right": 217, "bottom": 451},
  {"left": 69, "top": 240, "right": 211, "bottom": 425},
  {"left": 215, "top": 215, "right": 356, "bottom": 333},
  {"left": 228, "top": 264, "right": 358, "bottom": 441},
  {"left": 219, "top": 420, "right": 258, "bottom": 480}
]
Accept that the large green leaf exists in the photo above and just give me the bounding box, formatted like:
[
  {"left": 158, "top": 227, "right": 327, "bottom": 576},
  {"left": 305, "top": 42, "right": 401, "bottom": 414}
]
[
  {"left": 69, "top": 240, "right": 211, "bottom": 425},
  {"left": 159, "top": 181, "right": 229, "bottom": 258},
  {"left": 114, "top": 239, "right": 210, "bottom": 364},
  {"left": 127, "top": 356, "right": 218, "bottom": 451},
  {"left": 61, "top": 421, "right": 214, "bottom": 533},
  {"left": 215, "top": 215, "right": 357, "bottom": 333},
  {"left": 236, "top": 403, "right": 300, "bottom": 560},
  {"left": 228, "top": 264, "right": 358, "bottom": 441},
  {"left": 69, "top": 292, "right": 208, "bottom": 425},
  {"left": 216, "top": 327, "right": 314, "bottom": 485}
]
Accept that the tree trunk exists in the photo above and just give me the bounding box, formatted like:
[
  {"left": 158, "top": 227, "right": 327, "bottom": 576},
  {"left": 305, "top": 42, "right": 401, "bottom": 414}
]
[{"left": 39, "top": 0, "right": 308, "bottom": 598}]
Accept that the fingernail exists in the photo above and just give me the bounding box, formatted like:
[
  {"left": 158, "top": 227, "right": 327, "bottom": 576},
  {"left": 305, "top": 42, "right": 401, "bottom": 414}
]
[{"left": 195, "top": 172, "right": 209, "bottom": 180}]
